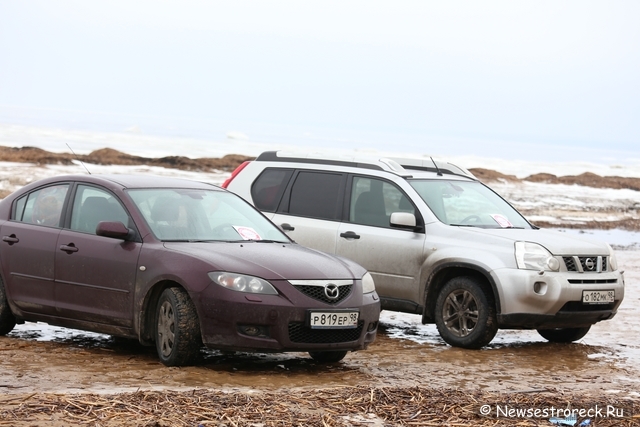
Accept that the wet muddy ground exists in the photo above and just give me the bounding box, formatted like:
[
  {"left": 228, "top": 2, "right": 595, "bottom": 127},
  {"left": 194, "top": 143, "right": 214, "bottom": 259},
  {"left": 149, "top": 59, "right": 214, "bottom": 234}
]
[{"left": 1, "top": 251, "right": 638, "bottom": 401}]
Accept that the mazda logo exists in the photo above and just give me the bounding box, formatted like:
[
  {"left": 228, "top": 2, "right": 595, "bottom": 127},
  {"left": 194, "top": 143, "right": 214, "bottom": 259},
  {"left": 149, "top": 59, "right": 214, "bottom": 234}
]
[
  {"left": 584, "top": 258, "right": 596, "bottom": 271},
  {"left": 324, "top": 283, "right": 340, "bottom": 300}
]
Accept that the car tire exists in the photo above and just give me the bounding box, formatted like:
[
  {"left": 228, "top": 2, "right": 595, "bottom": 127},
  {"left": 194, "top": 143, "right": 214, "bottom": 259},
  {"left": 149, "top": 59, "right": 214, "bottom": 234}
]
[
  {"left": 155, "top": 287, "right": 202, "bottom": 367},
  {"left": 435, "top": 276, "right": 498, "bottom": 349},
  {"left": 308, "top": 350, "right": 348, "bottom": 363},
  {"left": 537, "top": 326, "right": 591, "bottom": 343},
  {"left": 0, "top": 277, "right": 16, "bottom": 336}
]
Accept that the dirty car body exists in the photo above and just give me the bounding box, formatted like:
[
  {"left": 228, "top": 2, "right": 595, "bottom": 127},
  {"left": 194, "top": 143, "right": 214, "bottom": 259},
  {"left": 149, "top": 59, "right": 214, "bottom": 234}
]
[
  {"left": 0, "top": 174, "right": 379, "bottom": 366},
  {"left": 224, "top": 151, "right": 625, "bottom": 349}
]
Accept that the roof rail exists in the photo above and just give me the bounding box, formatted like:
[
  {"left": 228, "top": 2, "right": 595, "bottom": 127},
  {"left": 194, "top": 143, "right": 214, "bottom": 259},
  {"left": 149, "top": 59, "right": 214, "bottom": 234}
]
[
  {"left": 254, "top": 151, "right": 475, "bottom": 179},
  {"left": 254, "top": 151, "right": 413, "bottom": 175}
]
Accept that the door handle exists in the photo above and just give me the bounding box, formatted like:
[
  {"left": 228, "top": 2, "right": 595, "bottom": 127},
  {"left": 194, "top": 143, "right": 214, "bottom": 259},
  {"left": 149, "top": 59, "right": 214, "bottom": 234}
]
[
  {"left": 280, "top": 223, "right": 295, "bottom": 231},
  {"left": 59, "top": 244, "right": 79, "bottom": 254},
  {"left": 340, "top": 231, "right": 361, "bottom": 240},
  {"left": 2, "top": 235, "right": 19, "bottom": 245}
]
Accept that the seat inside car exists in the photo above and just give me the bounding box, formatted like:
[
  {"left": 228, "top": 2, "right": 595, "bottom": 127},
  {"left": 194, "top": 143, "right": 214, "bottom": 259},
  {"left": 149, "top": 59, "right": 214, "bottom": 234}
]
[
  {"left": 150, "top": 197, "right": 191, "bottom": 239},
  {"left": 77, "top": 196, "right": 118, "bottom": 233},
  {"left": 353, "top": 190, "right": 388, "bottom": 227}
]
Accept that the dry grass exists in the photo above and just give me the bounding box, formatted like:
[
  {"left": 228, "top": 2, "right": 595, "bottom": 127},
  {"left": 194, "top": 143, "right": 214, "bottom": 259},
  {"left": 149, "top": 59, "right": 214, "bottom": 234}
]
[{"left": 1, "top": 386, "right": 638, "bottom": 427}]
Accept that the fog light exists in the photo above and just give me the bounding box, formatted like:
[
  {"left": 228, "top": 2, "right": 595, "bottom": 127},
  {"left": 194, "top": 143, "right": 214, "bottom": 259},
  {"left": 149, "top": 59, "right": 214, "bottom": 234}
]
[
  {"left": 238, "top": 325, "right": 269, "bottom": 337},
  {"left": 367, "top": 321, "right": 378, "bottom": 332},
  {"left": 533, "top": 282, "right": 547, "bottom": 295}
]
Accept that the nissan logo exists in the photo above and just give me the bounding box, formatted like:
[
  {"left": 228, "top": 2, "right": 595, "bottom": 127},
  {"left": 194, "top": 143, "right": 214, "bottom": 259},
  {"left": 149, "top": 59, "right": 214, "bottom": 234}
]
[
  {"left": 324, "top": 283, "right": 340, "bottom": 300},
  {"left": 584, "top": 258, "right": 596, "bottom": 271}
]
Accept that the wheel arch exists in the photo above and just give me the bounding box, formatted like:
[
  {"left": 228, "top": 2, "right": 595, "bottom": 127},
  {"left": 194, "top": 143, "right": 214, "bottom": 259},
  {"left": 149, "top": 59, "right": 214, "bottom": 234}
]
[
  {"left": 138, "top": 279, "right": 186, "bottom": 345},
  {"left": 422, "top": 262, "right": 501, "bottom": 324}
]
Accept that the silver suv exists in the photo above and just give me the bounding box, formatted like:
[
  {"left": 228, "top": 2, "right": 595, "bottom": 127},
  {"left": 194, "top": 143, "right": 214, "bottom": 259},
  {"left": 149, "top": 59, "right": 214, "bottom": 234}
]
[{"left": 224, "top": 151, "right": 625, "bottom": 348}]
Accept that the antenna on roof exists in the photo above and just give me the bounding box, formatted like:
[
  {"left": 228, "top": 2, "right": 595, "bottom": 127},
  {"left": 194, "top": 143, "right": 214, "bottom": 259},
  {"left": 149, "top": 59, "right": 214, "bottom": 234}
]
[
  {"left": 430, "top": 156, "right": 443, "bottom": 176},
  {"left": 66, "top": 143, "right": 91, "bottom": 175}
]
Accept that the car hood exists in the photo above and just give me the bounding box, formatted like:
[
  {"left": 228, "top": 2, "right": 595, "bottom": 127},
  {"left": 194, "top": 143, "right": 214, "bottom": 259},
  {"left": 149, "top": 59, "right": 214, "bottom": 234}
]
[
  {"left": 459, "top": 227, "right": 611, "bottom": 255},
  {"left": 162, "top": 242, "right": 360, "bottom": 281}
]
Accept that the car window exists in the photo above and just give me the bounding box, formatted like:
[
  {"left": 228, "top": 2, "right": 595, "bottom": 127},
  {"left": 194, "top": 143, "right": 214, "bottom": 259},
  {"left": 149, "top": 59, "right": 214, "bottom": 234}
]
[
  {"left": 128, "top": 188, "right": 290, "bottom": 242},
  {"left": 349, "top": 177, "right": 415, "bottom": 228},
  {"left": 13, "top": 184, "right": 69, "bottom": 227},
  {"left": 69, "top": 185, "right": 131, "bottom": 234},
  {"left": 251, "top": 168, "right": 293, "bottom": 212},
  {"left": 288, "top": 171, "right": 343, "bottom": 220},
  {"left": 409, "top": 179, "right": 532, "bottom": 228}
]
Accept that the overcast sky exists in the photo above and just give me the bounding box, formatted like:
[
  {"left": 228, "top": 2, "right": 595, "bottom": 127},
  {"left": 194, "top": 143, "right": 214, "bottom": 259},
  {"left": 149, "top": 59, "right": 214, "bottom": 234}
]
[{"left": 0, "top": 1, "right": 638, "bottom": 161}]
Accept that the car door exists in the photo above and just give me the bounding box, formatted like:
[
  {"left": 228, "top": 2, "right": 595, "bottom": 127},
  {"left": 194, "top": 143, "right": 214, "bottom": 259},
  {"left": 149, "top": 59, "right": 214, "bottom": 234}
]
[
  {"left": 271, "top": 170, "right": 346, "bottom": 254},
  {"left": 0, "top": 184, "right": 69, "bottom": 316},
  {"left": 54, "top": 184, "right": 141, "bottom": 327},
  {"left": 336, "top": 176, "right": 426, "bottom": 306}
]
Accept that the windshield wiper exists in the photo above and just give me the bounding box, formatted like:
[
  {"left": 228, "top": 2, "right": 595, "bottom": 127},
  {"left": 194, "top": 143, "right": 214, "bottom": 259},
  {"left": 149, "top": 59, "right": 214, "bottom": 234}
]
[
  {"left": 450, "top": 224, "right": 525, "bottom": 229},
  {"left": 181, "top": 239, "right": 245, "bottom": 243}
]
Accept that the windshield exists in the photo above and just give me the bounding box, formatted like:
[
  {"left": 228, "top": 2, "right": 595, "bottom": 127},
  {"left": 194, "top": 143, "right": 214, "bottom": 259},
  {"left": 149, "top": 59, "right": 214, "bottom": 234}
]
[
  {"left": 409, "top": 179, "right": 532, "bottom": 229},
  {"left": 128, "top": 188, "right": 291, "bottom": 242}
]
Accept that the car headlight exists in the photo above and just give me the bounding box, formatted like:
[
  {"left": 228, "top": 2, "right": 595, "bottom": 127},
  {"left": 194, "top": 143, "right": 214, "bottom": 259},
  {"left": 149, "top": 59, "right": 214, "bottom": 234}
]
[
  {"left": 362, "top": 272, "right": 376, "bottom": 294},
  {"left": 209, "top": 272, "right": 278, "bottom": 295},
  {"left": 607, "top": 243, "right": 618, "bottom": 271},
  {"left": 515, "top": 242, "right": 559, "bottom": 271}
]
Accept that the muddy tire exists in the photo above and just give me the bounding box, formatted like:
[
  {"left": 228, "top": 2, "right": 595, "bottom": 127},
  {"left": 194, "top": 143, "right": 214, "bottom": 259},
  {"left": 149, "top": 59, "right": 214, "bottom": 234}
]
[
  {"left": 435, "top": 276, "right": 498, "bottom": 349},
  {"left": 0, "top": 276, "right": 16, "bottom": 336},
  {"left": 309, "top": 350, "right": 348, "bottom": 363},
  {"left": 155, "top": 287, "right": 202, "bottom": 367},
  {"left": 537, "top": 326, "right": 591, "bottom": 343}
]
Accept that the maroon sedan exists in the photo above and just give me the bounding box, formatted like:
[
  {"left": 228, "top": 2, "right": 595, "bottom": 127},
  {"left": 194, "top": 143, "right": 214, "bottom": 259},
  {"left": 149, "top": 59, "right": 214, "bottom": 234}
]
[{"left": 0, "top": 174, "right": 379, "bottom": 366}]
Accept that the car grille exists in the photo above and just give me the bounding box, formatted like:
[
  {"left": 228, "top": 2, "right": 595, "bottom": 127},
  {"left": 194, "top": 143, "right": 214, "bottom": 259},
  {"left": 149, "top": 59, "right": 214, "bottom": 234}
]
[
  {"left": 568, "top": 278, "right": 617, "bottom": 285},
  {"left": 563, "top": 256, "right": 608, "bottom": 273},
  {"left": 292, "top": 284, "right": 352, "bottom": 305},
  {"left": 288, "top": 321, "right": 364, "bottom": 343}
]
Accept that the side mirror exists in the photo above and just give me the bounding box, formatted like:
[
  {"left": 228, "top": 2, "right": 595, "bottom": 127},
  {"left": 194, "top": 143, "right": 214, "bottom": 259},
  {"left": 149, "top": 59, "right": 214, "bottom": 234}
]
[
  {"left": 390, "top": 212, "right": 417, "bottom": 230},
  {"left": 96, "top": 221, "right": 130, "bottom": 240}
]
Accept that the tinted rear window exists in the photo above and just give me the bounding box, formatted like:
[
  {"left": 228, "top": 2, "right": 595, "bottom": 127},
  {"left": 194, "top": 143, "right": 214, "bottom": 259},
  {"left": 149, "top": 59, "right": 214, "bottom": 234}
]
[
  {"left": 251, "top": 168, "right": 293, "bottom": 212},
  {"left": 289, "top": 171, "right": 343, "bottom": 220}
]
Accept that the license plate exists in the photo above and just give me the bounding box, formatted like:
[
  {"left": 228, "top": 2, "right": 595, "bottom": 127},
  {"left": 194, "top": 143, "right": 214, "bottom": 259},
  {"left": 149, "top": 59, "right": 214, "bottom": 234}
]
[
  {"left": 582, "top": 290, "right": 615, "bottom": 304},
  {"left": 308, "top": 311, "right": 359, "bottom": 329}
]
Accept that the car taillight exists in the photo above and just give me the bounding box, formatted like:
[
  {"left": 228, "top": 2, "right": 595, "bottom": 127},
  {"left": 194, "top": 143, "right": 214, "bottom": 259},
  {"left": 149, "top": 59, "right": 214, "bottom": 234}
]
[{"left": 221, "top": 161, "right": 250, "bottom": 188}]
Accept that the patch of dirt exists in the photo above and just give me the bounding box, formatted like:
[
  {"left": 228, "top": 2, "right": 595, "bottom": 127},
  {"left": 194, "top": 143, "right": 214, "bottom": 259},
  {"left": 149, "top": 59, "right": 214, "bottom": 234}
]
[
  {"left": 1, "top": 386, "right": 637, "bottom": 426},
  {"left": 0, "top": 146, "right": 252, "bottom": 173},
  {"left": 469, "top": 167, "right": 640, "bottom": 192},
  {"left": 468, "top": 167, "right": 521, "bottom": 182},
  {"left": 526, "top": 171, "right": 640, "bottom": 191}
]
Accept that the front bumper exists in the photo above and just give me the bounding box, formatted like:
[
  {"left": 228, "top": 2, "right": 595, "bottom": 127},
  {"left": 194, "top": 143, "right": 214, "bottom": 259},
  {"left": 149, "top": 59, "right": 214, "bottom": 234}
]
[
  {"left": 194, "top": 281, "right": 380, "bottom": 353},
  {"left": 492, "top": 268, "right": 624, "bottom": 329}
]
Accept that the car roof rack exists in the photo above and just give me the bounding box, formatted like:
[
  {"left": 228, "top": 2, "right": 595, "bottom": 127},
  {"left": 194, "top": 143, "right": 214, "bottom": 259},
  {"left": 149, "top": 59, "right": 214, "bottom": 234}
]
[
  {"left": 386, "top": 157, "right": 476, "bottom": 179},
  {"left": 255, "top": 151, "right": 475, "bottom": 179},
  {"left": 255, "top": 151, "right": 407, "bottom": 174}
]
